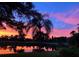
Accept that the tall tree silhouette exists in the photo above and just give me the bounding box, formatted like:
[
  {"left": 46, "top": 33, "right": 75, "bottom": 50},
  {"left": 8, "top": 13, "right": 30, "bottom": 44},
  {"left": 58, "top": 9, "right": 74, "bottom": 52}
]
[
  {"left": 69, "top": 30, "right": 79, "bottom": 47},
  {"left": 70, "top": 30, "right": 76, "bottom": 36},
  {"left": 26, "top": 12, "right": 53, "bottom": 40},
  {"left": 0, "top": 2, "right": 53, "bottom": 41},
  {"left": 0, "top": 2, "right": 38, "bottom": 39}
]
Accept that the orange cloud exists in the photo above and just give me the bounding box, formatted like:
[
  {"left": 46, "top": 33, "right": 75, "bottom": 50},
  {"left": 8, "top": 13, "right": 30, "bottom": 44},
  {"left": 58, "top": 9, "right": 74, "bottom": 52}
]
[
  {"left": 0, "top": 27, "right": 76, "bottom": 38},
  {"left": 0, "top": 27, "right": 32, "bottom": 38},
  {"left": 0, "top": 27, "right": 18, "bottom": 36}
]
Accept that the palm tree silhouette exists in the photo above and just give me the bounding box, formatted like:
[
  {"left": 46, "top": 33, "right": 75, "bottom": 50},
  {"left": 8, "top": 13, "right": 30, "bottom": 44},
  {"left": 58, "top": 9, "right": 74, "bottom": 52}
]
[
  {"left": 25, "top": 12, "right": 53, "bottom": 40},
  {"left": 0, "top": 2, "right": 36, "bottom": 39},
  {"left": 0, "top": 2, "right": 53, "bottom": 40}
]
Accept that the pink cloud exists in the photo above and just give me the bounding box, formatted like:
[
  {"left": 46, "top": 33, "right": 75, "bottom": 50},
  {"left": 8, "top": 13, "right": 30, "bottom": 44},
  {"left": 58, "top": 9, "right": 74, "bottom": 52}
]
[
  {"left": 41, "top": 27, "right": 76, "bottom": 38},
  {"left": 49, "top": 9, "right": 79, "bottom": 25},
  {"left": 49, "top": 28, "right": 77, "bottom": 38}
]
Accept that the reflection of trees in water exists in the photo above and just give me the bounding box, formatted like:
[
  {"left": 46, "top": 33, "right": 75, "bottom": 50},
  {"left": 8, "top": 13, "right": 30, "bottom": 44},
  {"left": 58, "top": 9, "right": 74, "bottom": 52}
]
[{"left": 0, "top": 45, "right": 55, "bottom": 53}]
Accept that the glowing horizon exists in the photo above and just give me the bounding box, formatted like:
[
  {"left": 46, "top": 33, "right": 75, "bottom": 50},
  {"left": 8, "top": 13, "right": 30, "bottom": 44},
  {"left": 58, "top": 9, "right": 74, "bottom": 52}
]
[{"left": 0, "top": 2, "right": 79, "bottom": 38}]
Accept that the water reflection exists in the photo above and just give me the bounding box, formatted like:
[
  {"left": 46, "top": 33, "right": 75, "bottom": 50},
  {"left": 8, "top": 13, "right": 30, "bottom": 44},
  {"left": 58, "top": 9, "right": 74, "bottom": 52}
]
[{"left": 0, "top": 46, "right": 55, "bottom": 54}]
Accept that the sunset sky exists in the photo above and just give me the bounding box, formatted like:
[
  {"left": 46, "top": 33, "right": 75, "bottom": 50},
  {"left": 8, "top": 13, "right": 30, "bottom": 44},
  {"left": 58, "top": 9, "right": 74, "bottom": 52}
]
[
  {"left": 0, "top": 2, "right": 79, "bottom": 38},
  {"left": 33, "top": 2, "right": 79, "bottom": 37}
]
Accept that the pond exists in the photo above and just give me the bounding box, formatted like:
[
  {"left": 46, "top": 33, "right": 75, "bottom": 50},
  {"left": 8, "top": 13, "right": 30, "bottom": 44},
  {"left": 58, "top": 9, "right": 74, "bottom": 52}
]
[{"left": 0, "top": 46, "right": 55, "bottom": 54}]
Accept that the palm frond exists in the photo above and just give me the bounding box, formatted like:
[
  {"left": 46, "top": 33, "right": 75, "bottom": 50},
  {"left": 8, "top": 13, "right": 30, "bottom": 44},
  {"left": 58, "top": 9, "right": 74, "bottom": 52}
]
[{"left": 43, "top": 19, "right": 53, "bottom": 34}]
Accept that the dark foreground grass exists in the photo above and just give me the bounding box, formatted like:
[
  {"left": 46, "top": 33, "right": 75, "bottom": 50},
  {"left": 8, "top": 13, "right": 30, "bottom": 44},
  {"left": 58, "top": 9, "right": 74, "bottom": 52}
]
[{"left": 0, "top": 51, "right": 60, "bottom": 57}]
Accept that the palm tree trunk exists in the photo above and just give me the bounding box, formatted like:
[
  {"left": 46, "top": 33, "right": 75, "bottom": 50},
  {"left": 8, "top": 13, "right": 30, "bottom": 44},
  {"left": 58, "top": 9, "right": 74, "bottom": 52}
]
[{"left": 18, "top": 29, "right": 25, "bottom": 41}]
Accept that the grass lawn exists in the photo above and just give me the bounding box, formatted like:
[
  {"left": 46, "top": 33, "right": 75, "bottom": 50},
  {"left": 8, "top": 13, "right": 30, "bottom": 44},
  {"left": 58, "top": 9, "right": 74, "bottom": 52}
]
[{"left": 0, "top": 51, "right": 60, "bottom": 57}]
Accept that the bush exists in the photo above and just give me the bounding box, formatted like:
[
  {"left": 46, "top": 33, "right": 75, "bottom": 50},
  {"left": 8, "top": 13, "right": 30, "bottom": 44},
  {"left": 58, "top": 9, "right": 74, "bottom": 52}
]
[{"left": 59, "top": 47, "right": 79, "bottom": 57}]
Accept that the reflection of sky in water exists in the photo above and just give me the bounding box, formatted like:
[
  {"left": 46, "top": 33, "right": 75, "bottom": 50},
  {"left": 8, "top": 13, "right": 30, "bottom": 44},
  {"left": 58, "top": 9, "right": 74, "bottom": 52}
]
[{"left": 0, "top": 46, "right": 54, "bottom": 54}]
